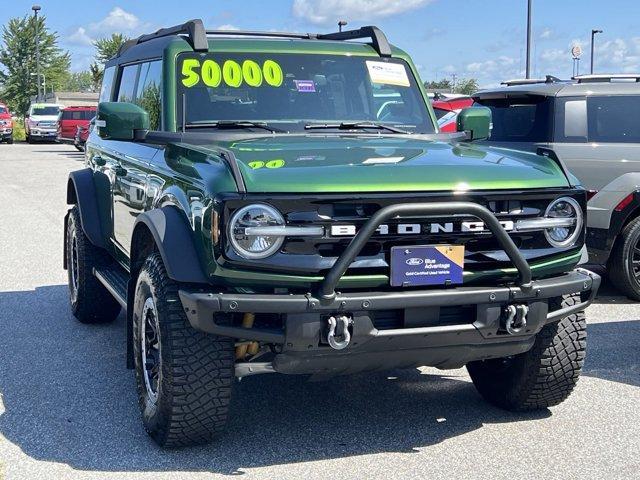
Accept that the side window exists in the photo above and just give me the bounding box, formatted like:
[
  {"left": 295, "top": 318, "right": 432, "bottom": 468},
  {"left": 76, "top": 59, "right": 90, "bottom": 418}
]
[
  {"left": 554, "top": 98, "right": 588, "bottom": 142},
  {"left": 587, "top": 95, "right": 640, "bottom": 143},
  {"left": 117, "top": 64, "right": 140, "bottom": 103},
  {"left": 100, "top": 66, "right": 116, "bottom": 102},
  {"left": 135, "top": 61, "right": 162, "bottom": 130}
]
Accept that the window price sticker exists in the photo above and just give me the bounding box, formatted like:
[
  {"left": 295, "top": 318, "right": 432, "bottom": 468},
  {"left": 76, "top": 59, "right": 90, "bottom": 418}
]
[{"left": 366, "top": 61, "right": 410, "bottom": 87}]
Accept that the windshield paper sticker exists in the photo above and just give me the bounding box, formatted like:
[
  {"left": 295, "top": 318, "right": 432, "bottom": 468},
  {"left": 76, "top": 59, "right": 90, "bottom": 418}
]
[
  {"left": 181, "top": 58, "right": 284, "bottom": 88},
  {"left": 294, "top": 80, "right": 316, "bottom": 92},
  {"left": 366, "top": 61, "right": 410, "bottom": 87}
]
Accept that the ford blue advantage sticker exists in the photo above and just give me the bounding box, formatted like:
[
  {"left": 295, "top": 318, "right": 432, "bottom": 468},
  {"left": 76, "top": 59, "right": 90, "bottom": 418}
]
[{"left": 390, "top": 245, "right": 465, "bottom": 287}]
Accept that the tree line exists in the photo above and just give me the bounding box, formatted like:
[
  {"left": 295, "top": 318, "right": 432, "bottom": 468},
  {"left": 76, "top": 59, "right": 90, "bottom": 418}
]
[{"left": 0, "top": 13, "right": 128, "bottom": 115}]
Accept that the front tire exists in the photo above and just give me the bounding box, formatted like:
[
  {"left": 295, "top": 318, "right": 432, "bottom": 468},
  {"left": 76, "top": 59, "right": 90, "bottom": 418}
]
[
  {"left": 467, "top": 294, "right": 586, "bottom": 411},
  {"left": 132, "top": 252, "right": 235, "bottom": 447},
  {"left": 609, "top": 216, "right": 640, "bottom": 300},
  {"left": 66, "top": 206, "right": 121, "bottom": 324}
]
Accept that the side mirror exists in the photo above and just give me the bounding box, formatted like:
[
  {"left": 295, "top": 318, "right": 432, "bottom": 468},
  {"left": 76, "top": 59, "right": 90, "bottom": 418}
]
[
  {"left": 96, "top": 102, "right": 149, "bottom": 141},
  {"left": 456, "top": 106, "right": 492, "bottom": 141}
]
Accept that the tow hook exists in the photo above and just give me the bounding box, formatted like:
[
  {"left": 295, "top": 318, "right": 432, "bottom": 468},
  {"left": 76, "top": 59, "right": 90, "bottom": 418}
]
[
  {"left": 327, "top": 315, "right": 353, "bottom": 350},
  {"left": 503, "top": 304, "right": 529, "bottom": 335}
]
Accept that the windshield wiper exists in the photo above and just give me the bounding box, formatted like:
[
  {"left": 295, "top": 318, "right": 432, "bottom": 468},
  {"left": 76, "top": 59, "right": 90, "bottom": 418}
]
[
  {"left": 186, "top": 121, "right": 284, "bottom": 133},
  {"left": 304, "top": 122, "right": 411, "bottom": 134}
]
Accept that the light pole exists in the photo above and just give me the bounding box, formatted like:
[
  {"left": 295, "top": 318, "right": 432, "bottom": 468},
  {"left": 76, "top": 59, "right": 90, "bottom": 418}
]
[
  {"left": 590, "top": 29, "right": 603, "bottom": 74},
  {"left": 525, "top": 0, "right": 532, "bottom": 78},
  {"left": 30, "top": 72, "right": 46, "bottom": 98},
  {"left": 32, "top": 5, "right": 42, "bottom": 102}
]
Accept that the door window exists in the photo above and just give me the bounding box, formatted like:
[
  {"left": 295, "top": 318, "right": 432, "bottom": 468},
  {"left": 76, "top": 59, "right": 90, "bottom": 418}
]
[
  {"left": 135, "top": 61, "right": 162, "bottom": 130},
  {"left": 100, "top": 67, "right": 116, "bottom": 102},
  {"left": 117, "top": 65, "right": 140, "bottom": 103}
]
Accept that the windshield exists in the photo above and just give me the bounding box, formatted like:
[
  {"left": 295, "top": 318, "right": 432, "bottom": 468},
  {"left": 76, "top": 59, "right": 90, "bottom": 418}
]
[
  {"left": 61, "top": 109, "right": 96, "bottom": 120},
  {"left": 176, "top": 52, "right": 434, "bottom": 133},
  {"left": 31, "top": 106, "right": 60, "bottom": 116}
]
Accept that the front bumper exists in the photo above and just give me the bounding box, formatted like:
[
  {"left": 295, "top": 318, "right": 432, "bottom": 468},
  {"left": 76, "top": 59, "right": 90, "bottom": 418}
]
[
  {"left": 179, "top": 268, "right": 600, "bottom": 373},
  {"left": 0, "top": 128, "right": 12, "bottom": 139},
  {"left": 29, "top": 129, "right": 57, "bottom": 138}
]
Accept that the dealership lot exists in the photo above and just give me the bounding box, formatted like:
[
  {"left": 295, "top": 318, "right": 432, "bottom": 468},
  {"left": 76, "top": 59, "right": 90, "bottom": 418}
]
[{"left": 0, "top": 143, "right": 638, "bottom": 479}]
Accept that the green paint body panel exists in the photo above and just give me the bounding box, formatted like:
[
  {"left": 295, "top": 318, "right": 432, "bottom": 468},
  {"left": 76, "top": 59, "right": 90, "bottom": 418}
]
[
  {"left": 210, "top": 136, "right": 568, "bottom": 193},
  {"left": 85, "top": 34, "right": 583, "bottom": 292}
]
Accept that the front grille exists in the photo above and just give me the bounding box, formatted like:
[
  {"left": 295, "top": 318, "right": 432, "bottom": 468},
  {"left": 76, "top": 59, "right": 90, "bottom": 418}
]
[{"left": 220, "top": 189, "right": 585, "bottom": 280}]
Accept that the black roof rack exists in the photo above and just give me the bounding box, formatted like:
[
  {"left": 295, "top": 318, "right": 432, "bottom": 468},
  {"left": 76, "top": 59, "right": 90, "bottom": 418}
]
[
  {"left": 117, "top": 19, "right": 392, "bottom": 59},
  {"left": 501, "top": 75, "right": 564, "bottom": 86},
  {"left": 118, "top": 19, "right": 208, "bottom": 57},
  {"left": 573, "top": 74, "right": 640, "bottom": 83},
  {"left": 317, "top": 26, "right": 392, "bottom": 57}
]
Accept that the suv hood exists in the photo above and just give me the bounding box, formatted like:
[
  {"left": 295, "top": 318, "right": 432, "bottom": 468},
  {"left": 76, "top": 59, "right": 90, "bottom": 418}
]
[{"left": 204, "top": 135, "right": 570, "bottom": 193}]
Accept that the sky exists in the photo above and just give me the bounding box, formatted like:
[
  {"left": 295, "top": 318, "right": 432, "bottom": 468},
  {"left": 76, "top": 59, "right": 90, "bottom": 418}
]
[{"left": 1, "top": 0, "right": 639, "bottom": 87}]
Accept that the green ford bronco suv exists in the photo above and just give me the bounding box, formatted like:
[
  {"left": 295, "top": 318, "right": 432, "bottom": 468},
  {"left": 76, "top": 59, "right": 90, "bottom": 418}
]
[{"left": 64, "top": 20, "right": 600, "bottom": 447}]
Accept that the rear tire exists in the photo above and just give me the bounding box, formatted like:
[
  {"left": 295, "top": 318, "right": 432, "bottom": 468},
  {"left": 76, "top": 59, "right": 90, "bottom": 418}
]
[
  {"left": 608, "top": 216, "right": 640, "bottom": 301},
  {"left": 7, "top": 138, "right": 13, "bottom": 144},
  {"left": 26, "top": 134, "right": 32, "bottom": 144},
  {"left": 66, "top": 206, "right": 121, "bottom": 324},
  {"left": 133, "top": 252, "right": 235, "bottom": 447},
  {"left": 467, "top": 294, "right": 586, "bottom": 411}
]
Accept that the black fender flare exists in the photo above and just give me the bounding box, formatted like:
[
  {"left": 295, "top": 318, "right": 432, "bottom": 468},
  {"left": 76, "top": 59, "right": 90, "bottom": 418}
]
[
  {"left": 66, "top": 168, "right": 107, "bottom": 248},
  {"left": 132, "top": 206, "right": 209, "bottom": 284}
]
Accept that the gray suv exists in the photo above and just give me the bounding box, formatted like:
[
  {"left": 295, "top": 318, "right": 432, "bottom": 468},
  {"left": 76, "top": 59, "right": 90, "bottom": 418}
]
[{"left": 475, "top": 74, "right": 640, "bottom": 299}]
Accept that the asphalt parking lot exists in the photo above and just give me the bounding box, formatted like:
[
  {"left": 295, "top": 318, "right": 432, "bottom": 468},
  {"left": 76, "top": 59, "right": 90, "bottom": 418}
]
[{"left": 0, "top": 143, "right": 638, "bottom": 480}]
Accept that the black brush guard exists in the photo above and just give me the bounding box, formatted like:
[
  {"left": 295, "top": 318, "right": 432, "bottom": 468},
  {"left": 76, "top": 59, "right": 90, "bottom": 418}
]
[{"left": 178, "top": 202, "right": 600, "bottom": 345}]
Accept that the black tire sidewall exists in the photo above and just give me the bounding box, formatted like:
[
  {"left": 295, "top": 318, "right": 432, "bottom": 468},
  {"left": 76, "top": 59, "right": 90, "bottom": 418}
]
[
  {"left": 620, "top": 219, "right": 640, "bottom": 296},
  {"left": 133, "top": 268, "right": 160, "bottom": 428},
  {"left": 66, "top": 210, "right": 82, "bottom": 314}
]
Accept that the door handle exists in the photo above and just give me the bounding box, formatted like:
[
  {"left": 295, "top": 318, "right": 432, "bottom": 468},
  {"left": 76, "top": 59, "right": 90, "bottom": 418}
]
[{"left": 92, "top": 155, "right": 106, "bottom": 166}]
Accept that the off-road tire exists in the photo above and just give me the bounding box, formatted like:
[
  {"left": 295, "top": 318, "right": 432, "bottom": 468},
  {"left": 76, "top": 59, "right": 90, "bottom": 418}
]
[
  {"left": 133, "top": 252, "right": 235, "bottom": 448},
  {"left": 26, "top": 134, "right": 32, "bottom": 144},
  {"left": 66, "top": 206, "right": 121, "bottom": 324},
  {"left": 467, "top": 294, "right": 586, "bottom": 411},
  {"left": 6, "top": 137, "right": 13, "bottom": 144},
  {"left": 609, "top": 216, "right": 640, "bottom": 301}
]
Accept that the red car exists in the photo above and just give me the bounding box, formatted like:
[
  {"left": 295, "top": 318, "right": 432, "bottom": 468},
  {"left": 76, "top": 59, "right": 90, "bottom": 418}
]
[
  {"left": 0, "top": 102, "right": 13, "bottom": 144},
  {"left": 432, "top": 96, "right": 475, "bottom": 133},
  {"left": 57, "top": 106, "right": 96, "bottom": 145},
  {"left": 73, "top": 116, "right": 95, "bottom": 151}
]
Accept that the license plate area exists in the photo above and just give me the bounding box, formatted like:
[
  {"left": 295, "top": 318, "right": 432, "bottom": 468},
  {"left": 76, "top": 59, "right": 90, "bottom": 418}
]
[{"left": 390, "top": 245, "right": 465, "bottom": 287}]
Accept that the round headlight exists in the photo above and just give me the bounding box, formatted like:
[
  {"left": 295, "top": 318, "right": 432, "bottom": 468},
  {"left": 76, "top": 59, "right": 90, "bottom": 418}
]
[
  {"left": 228, "top": 204, "right": 285, "bottom": 259},
  {"left": 544, "top": 197, "right": 583, "bottom": 248}
]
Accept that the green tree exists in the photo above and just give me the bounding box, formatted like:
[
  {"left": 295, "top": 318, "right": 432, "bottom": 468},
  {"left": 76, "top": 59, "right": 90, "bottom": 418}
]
[
  {"left": 62, "top": 70, "right": 94, "bottom": 91},
  {"left": 424, "top": 79, "right": 453, "bottom": 90},
  {"left": 94, "top": 33, "right": 129, "bottom": 64},
  {"left": 89, "top": 62, "right": 103, "bottom": 91},
  {"left": 0, "top": 15, "right": 70, "bottom": 114},
  {"left": 456, "top": 78, "right": 479, "bottom": 95}
]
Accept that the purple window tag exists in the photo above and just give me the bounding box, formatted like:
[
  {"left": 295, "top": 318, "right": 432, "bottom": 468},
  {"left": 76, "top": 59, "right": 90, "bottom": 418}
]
[{"left": 295, "top": 80, "right": 316, "bottom": 93}]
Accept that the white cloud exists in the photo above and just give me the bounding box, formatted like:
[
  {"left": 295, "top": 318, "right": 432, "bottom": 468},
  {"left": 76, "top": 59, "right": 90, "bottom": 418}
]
[
  {"left": 292, "top": 0, "right": 435, "bottom": 25},
  {"left": 65, "top": 7, "right": 149, "bottom": 49},
  {"left": 216, "top": 24, "right": 240, "bottom": 31},
  {"left": 67, "top": 27, "right": 93, "bottom": 47},
  {"left": 91, "top": 7, "right": 141, "bottom": 35}
]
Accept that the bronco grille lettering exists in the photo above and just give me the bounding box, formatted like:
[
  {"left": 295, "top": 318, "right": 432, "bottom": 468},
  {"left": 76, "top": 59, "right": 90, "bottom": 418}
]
[{"left": 329, "top": 221, "right": 516, "bottom": 237}]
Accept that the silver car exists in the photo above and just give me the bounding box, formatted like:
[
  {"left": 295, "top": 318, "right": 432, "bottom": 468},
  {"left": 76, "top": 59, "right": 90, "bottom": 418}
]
[{"left": 475, "top": 74, "right": 640, "bottom": 299}]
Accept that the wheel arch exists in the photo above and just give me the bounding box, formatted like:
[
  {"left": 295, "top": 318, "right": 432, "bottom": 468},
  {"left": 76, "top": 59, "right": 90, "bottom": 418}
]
[{"left": 66, "top": 169, "right": 108, "bottom": 249}]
